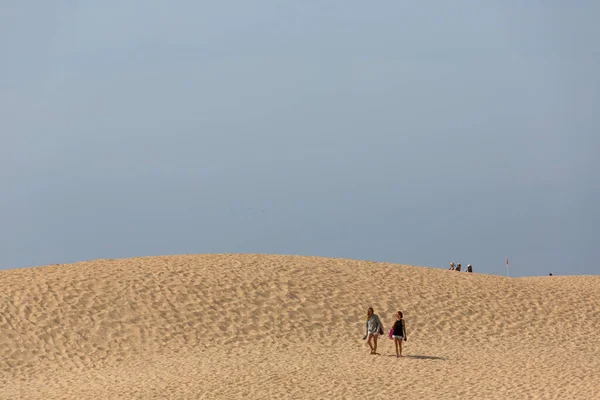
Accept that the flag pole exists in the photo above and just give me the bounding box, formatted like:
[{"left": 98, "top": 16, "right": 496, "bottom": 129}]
[{"left": 506, "top": 257, "right": 509, "bottom": 277}]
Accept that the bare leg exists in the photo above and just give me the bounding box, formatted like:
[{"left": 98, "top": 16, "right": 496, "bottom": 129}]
[
  {"left": 367, "top": 334, "right": 374, "bottom": 354},
  {"left": 398, "top": 338, "right": 403, "bottom": 357},
  {"left": 395, "top": 338, "right": 400, "bottom": 357},
  {"left": 373, "top": 334, "right": 379, "bottom": 354}
]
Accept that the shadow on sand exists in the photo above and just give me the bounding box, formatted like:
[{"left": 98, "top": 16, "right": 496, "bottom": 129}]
[
  {"left": 385, "top": 354, "right": 446, "bottom": 360},
  {"left": 406, "top": 355, "right": 446, "bottom": 360}
]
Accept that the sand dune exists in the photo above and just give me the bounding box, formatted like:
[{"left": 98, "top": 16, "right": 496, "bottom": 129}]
[{"left": 0, "top": 254, "right": 598, "bottom": 399}]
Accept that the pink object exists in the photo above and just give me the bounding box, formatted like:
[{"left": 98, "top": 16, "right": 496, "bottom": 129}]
[{"left": 388, "top": 328, "right": 394, "bottom": 339}]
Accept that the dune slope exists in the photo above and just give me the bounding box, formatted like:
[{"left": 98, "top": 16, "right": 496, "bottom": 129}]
[{"left": 0, "top": 254, "right": 598, "bottom": 399}]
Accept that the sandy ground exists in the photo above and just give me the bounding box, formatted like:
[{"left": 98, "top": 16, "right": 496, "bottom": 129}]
[{"left": 0, "top": 254, "right": 598, "bottom": 399}]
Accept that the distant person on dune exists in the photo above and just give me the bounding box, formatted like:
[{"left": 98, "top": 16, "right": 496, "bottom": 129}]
[
  {"left": 455, "top": 263, "right": 462, "bottom": 272},
  {"left": 449, "top": 262, "right": 455, "bottom": 270},
  {"left": 363, "top": 307, "right": 383, "bottom": 355},
  {"left": 467, "top": 264, "right": 473, "bottom": 273},
  {"left": 391, "top": 311, "right": 407, "bottom": 357}
]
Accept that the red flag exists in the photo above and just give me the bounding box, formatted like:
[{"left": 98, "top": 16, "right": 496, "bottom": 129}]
[{"left": 506, "top": 257, "right": 508, "bottom": 266}]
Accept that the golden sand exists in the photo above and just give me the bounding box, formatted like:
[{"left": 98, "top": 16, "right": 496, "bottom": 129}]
[{"left": 0, "top": 254, "right": 598, "bottom": 399}]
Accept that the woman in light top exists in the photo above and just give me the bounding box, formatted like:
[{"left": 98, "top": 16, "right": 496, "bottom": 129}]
[{"left": 364, "top": 307, "right": 383, "bottom": 355}]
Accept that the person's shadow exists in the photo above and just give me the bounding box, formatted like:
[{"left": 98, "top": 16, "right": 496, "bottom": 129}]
[
  {"left": 406, "top": 355, "right": 446, "bottom": 360},
  {"left": 385, "top": 354, "right": 446, "bottom": 360}
]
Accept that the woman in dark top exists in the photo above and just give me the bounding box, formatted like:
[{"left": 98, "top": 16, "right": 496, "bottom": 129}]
[{"left": 392, "top": 311, "right": 407, "bottom": 358}]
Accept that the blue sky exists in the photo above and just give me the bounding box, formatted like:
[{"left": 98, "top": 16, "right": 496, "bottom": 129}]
[{"left": 1, "top": 1, "right": 598, "bottom": 276}]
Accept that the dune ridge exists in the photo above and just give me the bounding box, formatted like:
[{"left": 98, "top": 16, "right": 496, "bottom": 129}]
[{"left": 0, "top": 254, "right": 598, "bottom": 399}]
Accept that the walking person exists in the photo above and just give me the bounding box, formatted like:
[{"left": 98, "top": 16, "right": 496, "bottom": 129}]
[
  {"left": 363, "top": 307, "right": 383, "bottom": 355},
  {"left": 391, "top": 311, "right": 408, "bottom": 357}
]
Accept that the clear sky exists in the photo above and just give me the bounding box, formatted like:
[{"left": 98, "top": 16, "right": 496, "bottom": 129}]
[{"left": 1, "top": 1, "right": 598, "bottom": 276}]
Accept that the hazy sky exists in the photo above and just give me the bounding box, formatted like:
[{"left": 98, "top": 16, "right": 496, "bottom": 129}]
[{"left": 2, "top": 1, "right": 598, "bottom": 276}]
